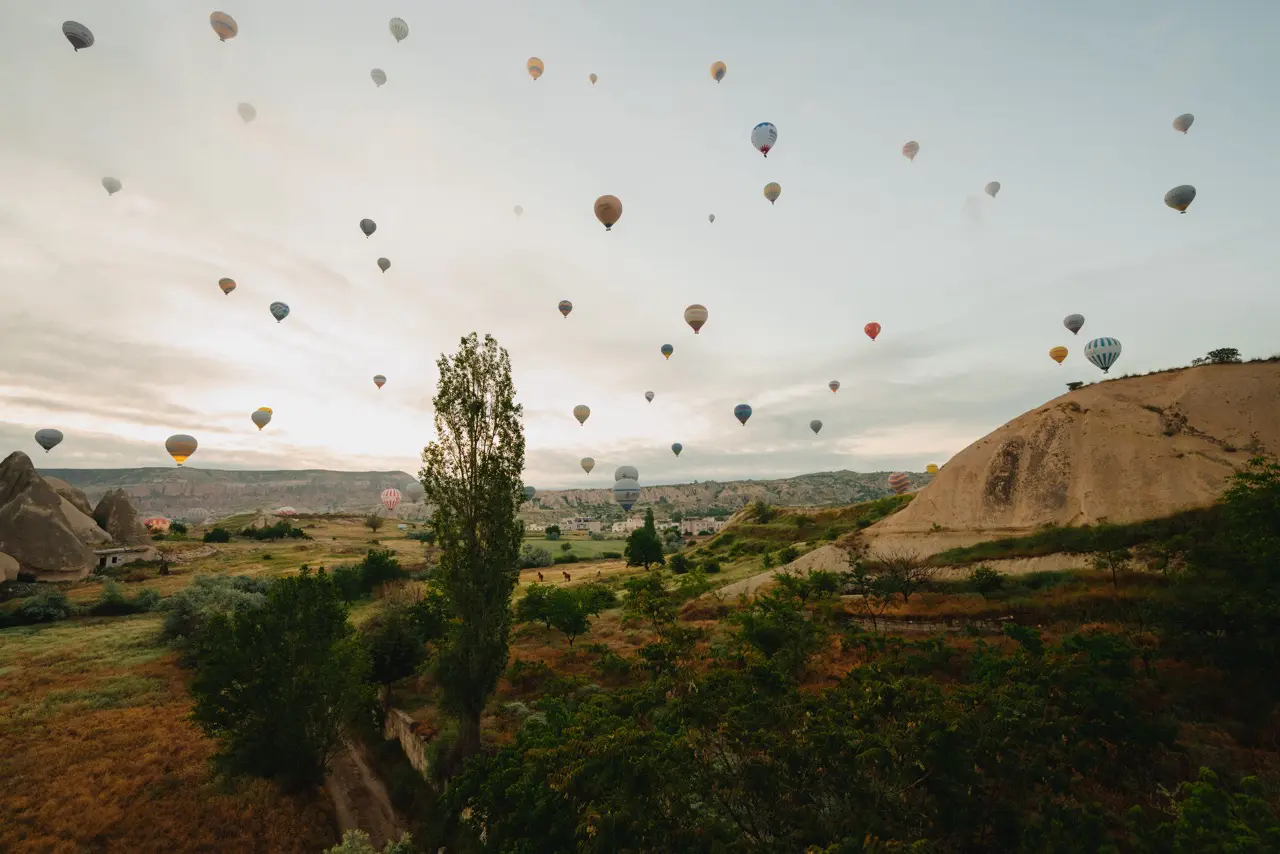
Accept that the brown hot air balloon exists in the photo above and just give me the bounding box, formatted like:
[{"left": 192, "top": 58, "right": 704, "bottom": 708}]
[{"left": 594, "top": 195, "right": 622, "bottom": 231}]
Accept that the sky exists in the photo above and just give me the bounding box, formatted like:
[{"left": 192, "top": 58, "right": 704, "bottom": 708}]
[{"left": 2, "top": 1, "right": 1279, "bottom": 489}]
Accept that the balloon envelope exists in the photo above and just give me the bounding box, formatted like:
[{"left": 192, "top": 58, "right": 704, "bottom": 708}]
[
  {"left": 35, "top": 428, "right": 64, "bottom": 452},
  {"left": 613, "top": 478, "right": 641, "bottom": 511},
  {"left": 671, "top": 443, "right": 683, "bottom": 457},
  {"left": 360, "top": 218, "right": 377, "bottom": 237},
  {"left": 581, "top": 457, "right": 595, "bottom": 474},
  {"left": 594, "top": 195, "right": 622, "bottom": 230},
  {"left": 985, "top": 181, "right": 1001, "bottom": 198},
  {"left": 645, "top": 391, "right": 655, "bottom": 402},
  {"left": 684, "top": 304, "right": 708, "bottom": 333},
  {"left": 614, "top": 466, "right": 638, "bottom": 482},
  {"left": 237, "top": 103, "right": 257, "bottom": 123},
  {"left": 389, "top": 18, "right": 409, "bottom": 41},
  {"left": 558, "top": 300, "right": 573, "bottom": 317},
  {"left": 527, "top": 57, "right": 544, "bottom": 80},
  {"left": 809, "top": 420, "right": 822, "bottom": 434},
  {"left": 763, "top": 182, "right": 781, "bottom": 204},
  {"left": 269, "top": 302, "right": 289, "bottom": 322},
  {"left": 1173, "top": 113, "right": 1194, "bottom": 133},
  {"left": 573, "top": 405, "right": 590, "bottom": 425},
  {"left": 62, "top": 21, "right": 94, "bottom": 51},
  {"left": 864, "top": 322, "right": 881, "bottom": 341},
  {"left": 926, "top": 464, "right": 939, "bottom": 475},
  {"left": 371, "top": 68, "right": 387, "bottom": 87},
  {"left": 1050, "top": 346, "right": 1068, "bottom": 365},
  {"left": 734, "top": 403, "right": 752, "bottom": 425},
  {"left": 523, "top": 486, "right": 536, "bottom": 502},
  {"left": 209, "top": 12, "right": 237, "bottom": 41},
  {"left": 513, "top": 205, "right": 523, "bottom": 217},
  {"left": 589, "top": 73, "right": 598, "bottom": 85},
  {"left": 661, "top": 344, "right": 673, "bottom": 359},
  {"left": 1064, "top": 314, "right": 1084, "bottom": 335},
  {"left": 373, "top": 374, "right": 386, "bottom": 388},
  {"left": 902, "top": 140, "right": 919, "bottom": 161},
  {"left": 381, "top": 488, "right": 402, "bottom": 512},
  {"left": 1165, "top": 185, "right": 1196, "bottom": 213},
  {"left": 829, "top": 380, "right": 840, "bottom": 393},
  {"left": 166, "top": 434, "right": 198, "bottom": 466},
  {"left": 1084, "top": 337, "right": 1122, "bottom": 373},
  {"left": 710, "top": 61, "right": 727, "bottom": 82},
  {"left": 102, "top": 177, "right": 121, "bottom": 195},
  {"left": 751, "top": 122, "right": 777, "bottom": 156},
  {"left": 377, "top": 257, "right": 390, "bottom": 272},
  {"left": 251, "top": 409, "right": 271, "bottom": 430},
  {"left": 888, "top": 472, "right": 911, "bottom": 495},
  {"left": 708, "top": 213, "right": 715, "bottom": 223},
  {"left": 218, "top": 277, "right": 236, "bottom": 295}
]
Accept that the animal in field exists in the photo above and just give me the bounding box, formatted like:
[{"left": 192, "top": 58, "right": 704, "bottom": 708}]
[
  {"left": 537, "top": 571, "right": 544, "bottom": 582},
  {"left": 562, "top": 571, "right": 571, "bottom": 582}
]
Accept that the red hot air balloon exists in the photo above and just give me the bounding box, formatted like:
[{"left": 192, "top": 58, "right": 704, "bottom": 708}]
[
  {"left": 864, "top": 322, "right": 881, "bottom": 342},
  {"left": 381, "top": 488, "right": 402, "bottom": 513},
  {"left": 888, "top": 472, "right": 910, "bottom": 495}
]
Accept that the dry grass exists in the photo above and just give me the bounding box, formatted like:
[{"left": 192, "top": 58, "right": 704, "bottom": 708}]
[{"left": 0, "top": 615, "right": 337, "bottom": 853}]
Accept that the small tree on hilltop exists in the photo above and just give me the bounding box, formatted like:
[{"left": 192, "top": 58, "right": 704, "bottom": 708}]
[
  {"left": 419, "top": 333, "right": 525, "bottom": 769},
  {"left": 1066, "top": 381, "right": 1085, "bottom": 392},
  {"left": 624, "top": 508, "right": 665, "bottom": 570},
  {"left": 365, "top": 514, "right": 385, "bottom": 533},
  {"left": 1192, "top": 347, "right": 1242, "bottom": 366}
]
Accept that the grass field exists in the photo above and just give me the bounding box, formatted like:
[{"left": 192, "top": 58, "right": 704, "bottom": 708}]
[
  {"left": 0, "top": 614, "right": 337, "bottom": 853},
  {"left": 523, "top": 533, "right": 628, "bottom": 560}
]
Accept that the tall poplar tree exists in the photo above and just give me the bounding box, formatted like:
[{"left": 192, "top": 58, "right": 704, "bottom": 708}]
[{"left": 419, "top": 333, "right": 525, "bottom": 766}]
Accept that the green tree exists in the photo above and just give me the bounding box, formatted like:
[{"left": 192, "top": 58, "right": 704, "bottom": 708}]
[
  {"left": 1092, "top": 547, "right": 1132, "bottom": 593},
  {"left": 546, "top": 584, "right": 617, "bottom": 646},
  {"left": 364, "top": 514, "right": 385, "bottom": 533},
  {"left": 560, "top": 542, "right": 572, "bottom": 553},
  {"left": 544, "top": 524, "right": 561, "bottom": 540},
  {"left": 624, "top": 508, "right": 665, "bottom": 569},
  {"left": 515, "top": 583, "right": 555, "bottom": 630},
  {"left": 419, "top": 333, "right": 525, "bottom": 767},
  {"left": 189, "top": 568, "right": 372, "bottom": 790},
  {"left": 326, "top": 830, "right": 413, "bottom": 854},
  {"left": 1193, "top": 347, "right": 1242, "bottom": 366}
]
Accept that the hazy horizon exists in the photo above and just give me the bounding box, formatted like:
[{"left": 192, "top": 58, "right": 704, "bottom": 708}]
[{"left": 4, "top": 1, "right": 1278, "bottom": 490}]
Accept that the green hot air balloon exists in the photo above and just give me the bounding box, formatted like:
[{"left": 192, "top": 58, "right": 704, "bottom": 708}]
[
  {"left": 661, "top": 344, "right": 673, "bottom": 360},
  {"left": 671, "top": 443, "right": 683, "bottom": 457},
  {"left": 581, "top": 457, "right": 595, "bottom": 474}
]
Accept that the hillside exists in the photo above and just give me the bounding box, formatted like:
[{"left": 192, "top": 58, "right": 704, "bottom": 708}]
[
  {"left": 34, "top": 467, "right": 927, "bottom": 522},
  {"left": 867, "top": 362, "right": 1280, "bottom": 553}
]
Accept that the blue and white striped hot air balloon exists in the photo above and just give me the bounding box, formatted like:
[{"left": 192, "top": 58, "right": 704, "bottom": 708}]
[
  {"left": 1083, "top": 337, "right": 1122, "bottom": 373},
  {"left": 613, "top": 478, "right": 641, "bottom": 511}
]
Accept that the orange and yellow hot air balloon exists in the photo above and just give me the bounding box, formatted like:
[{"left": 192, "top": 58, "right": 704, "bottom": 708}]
[{"left": 1050, "top": 346, "right": 1068, "bottom": 365}]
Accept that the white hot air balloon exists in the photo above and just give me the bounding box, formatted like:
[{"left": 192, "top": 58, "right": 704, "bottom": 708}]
[
  {"left": 751, "top": 122, "right": 778, "bottom": 157},
  {"left": 371, "top": 68, "right": 387, "bottom": 87},
  {"left": 102, "top": 177, "right": 122, "bottom": 196},
  {"left": 237, "top": 103, "right": 257, "bottom": 123},
  {"left": 613, "top": 478, "right": 641, "bottom": 511},
  {"left": 614, "top": 465, "right": 638, "bottom": 482},
  {"left": 389, "top": 17, "right": 409, "bottom": 42}
]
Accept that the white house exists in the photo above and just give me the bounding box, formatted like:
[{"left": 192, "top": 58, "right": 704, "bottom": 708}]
[
  {"left": 680, "top": 517, "right": 728, "bottom": 536},
  {"left": 93, "top": 545, "right": 158, "bottom": 571},
  {"left": 557, "top": 517, "right": 602, "bottom": 533},
  {"left": 611, "top": 517, "right": 646, "bottom": 534}
]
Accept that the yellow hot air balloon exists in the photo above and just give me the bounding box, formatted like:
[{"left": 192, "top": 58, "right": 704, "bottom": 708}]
[
  {"left": 1050, "top": 346, "right": 1068, "bottom": 365},
  {"left": 589, "top": 73, "right": 598, "bottom": 85},
  {"left": 527, "top": 57, "right": 544, "bottom": 80},
  {"left": 594, "top": 195, "right": 622, "bottom": 231},
  {"left": 165, "top": 434, "right": 198, "bottom": 466},
  {"left": 763, "top": 182, "right": 781, "bottom": 205},
  {"left": 710, "top": 61, "right": 727, "bottom": 83},
  {"left": 926, "top": 464, "right": 939, "bottom": 475}
]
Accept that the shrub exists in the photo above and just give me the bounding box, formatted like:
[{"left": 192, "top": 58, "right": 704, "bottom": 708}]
[
  {"left": 239, "top": 521, "right": 310, "bottom": 541},
  {"left": 601, "top": 551, "right": 622, "bottom": 559},
  {"left": 966, "top": 565, "right": 1004, "bottom": 594},
  {"left": 407, "top": 530, "right": 436, "bottom": 544},
  {"left": 15, "top": 587, "right": 76, "bottom": 623},
  {"left": 332, "top": 564, "right": 365, "bottom": 602},
  {"left": 202, "top": 527, "right": 232, "bottom": 543},
  {"left": 518, "top": 545, "right": 554, "bottom": 569},
  {"left": 365, "top": 514, "right": 385, "bottom": 533},
  {"left": 701, "top": 559, "right": 721, "bottom": 574},
  {"left": 560, "top": 542, "right": 572, "bottom": 553},
  {"left": 545, "top": 525, "right": 561, "bottom": 540},
  {"left": 170, "top": 521, "right": 188, "bottom": 535},
  {"left": 85, "top": 581, "right": 161, "bottom": 617},
  {"left": 778, "top": 545, "right": 800, "bottom": 564},
  {"left": 553, "top": 554, "right": 580, "bottom": 565},
  {"left": 161, "top": 575, "right": 272, "bottom": 662},
  {"left": 326, "top": 830, "right": 413, "bottom": 854},
  {"left": 668, "top": 554, "right": 691, "bottom": 575}
]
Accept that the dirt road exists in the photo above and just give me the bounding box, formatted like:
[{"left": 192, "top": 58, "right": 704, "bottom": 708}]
[{"left": 325, "top": 739, "right": 405, "bottom": 849}]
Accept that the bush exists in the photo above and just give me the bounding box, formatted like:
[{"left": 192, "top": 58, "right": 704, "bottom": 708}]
[
  {"left": 332, "top": 564, "right": 365, "bottom": 602},
  {"left": 601, "top": 551, "right": 622, "bottom": 559},
  {"left": 170, "top": 521, "right": 188, "bottom": 535},
  {"left": 545, "top": 525, "right": 561, "bottom": 540},
  {"left": 202, "top": 527, "right": 232, "bottom": 543},
  {"left": 161, "top": 575, "right": 272, "bottom": 662},
  {"left": 778, "top": 545, "right": 800, "bottom": 564},
  {"left": 553, "top": 554, "right": 580, "bottom": 565},
  {"left": 701, "top": 559, "right": 721, "bottom": 574},
  {"left": 239, "top": 521, "right": 310, "bottom": 541},
  {"left": 966, "top": 565, "right": 1005, "bottom": 594},
  {"left": 15, "top": 587, "right": 76, "bottom": 624},
  {"left": 331, "top": 550, "right": 406, "bottom": 601},
  {"left": 518, "top": 545, "right": 554, "bottom": 569},
  {"left": 326, "top": 830, "right": 413, "bottom": 854},
  {"left": 668, "top": 554, "right": 691, "bottom": 575},
  {"left": 407, "top": 530, "right": 436, "bottom": 544},
  {"left": 560, "top": 542, "right": 572, "bottom": 553},
  {"left": 85, "top": 581, "right": 161, "bottom": 617}
]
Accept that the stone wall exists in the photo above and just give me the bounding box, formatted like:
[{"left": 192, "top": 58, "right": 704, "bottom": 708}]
[{"left": 383, "top": 708, "right": 431, "bottom": 779}]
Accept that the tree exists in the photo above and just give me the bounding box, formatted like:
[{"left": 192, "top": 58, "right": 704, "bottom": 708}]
[
  {"left": 326, "top": 830, "right": 413, "bottom": 854},
  {"left": 171, "top": 521, "right": 188, "bottom": 535},
  {"left": 560, "top": 542, "right": 572, "bottom": 553},
  {"left": 841, "top": 546, "right": 898, "bottom": 633},
  {"left": 1193, "top": 347, "right": 1242, "bottom": 366},
  {"left": 515, "top": 583, "right": 555, "bottom": 629},
  {"left": 419, "top": 332, "right": 525, "bottom": 768},
  {"left": 867, "top": 547, "right": 937, "bottom": 603},
  {"left": 544, "top": 524, "right": 561, "bottom": 540},
  {"left": 546, "top": 584, "right": 617, "bottom": 646},
  {"left": 189, "top": 568, "right": 372, "bottom": 790},
  {"left": 364, "top": 514, "right": 385, "bottom": 533},
  {"left": 1092, "top": 548, "right": 1132, "bottom": 594},
  {"left": 1066, "top": 381, "right": 1085, "bottom": 392},
  {"left": 624, "top": 508, "right": 665, "bottom": 569}
]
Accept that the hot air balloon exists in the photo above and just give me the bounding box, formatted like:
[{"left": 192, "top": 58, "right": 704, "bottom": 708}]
[
  {"left": 809, "top": 420, "right": 822, "bottom": 435},
  {"left": 829, "top": 380, "right": 840, "bottom": 394},
  {"left": 102, "top": 177, "right": 122, "bottom": 196},
  {"left": 661, "top": 344, "right": 673, "bottom": 360},
  {"left": 985, "top": 181, "right": 1001, "bottom": 198},
  {"left": 251, "top": 408, "right": 271, "bottom": 430},
  {"left": 1165, "top": 185, "right": 1196, "bottom": 214},
  {"left": 671, "top": 443, "right": 683, "bottom": 457},
  {"left": 389, "top": 17, "right": 409, "bottom": 42},
  {"left": 589, "top": 73, "right": 598, "bottom": 85},
  {"left": 62, "top": 21, "right": 94, "bottom": 51},
  {"left": 1064, "top": 314, "right": 1084, "bottom": 335},
  {"left": 1050, "top": 346, "right": 1068, "bottom": 365},
  {"left": 710, "top": 61, "right": 727, "bottom": 83},
  {"left": 371, "top": 68, "right": 387, "bottom": 87},
  {"left": 888, "top": 472, "right": 910, "bottom": 495},
  {"left": 763, "top": 182, "right": 782, "bottom": 205},
  {"left": 1173, "top": 113, "right": 1194, "bottom": 134},
  {"left": 527, "top": 57, "right": 544, "bottom": 80},
  {"left": 274, "top": 507, "right": 297, "bottom": 517},
  {"left": 184, "top": 508, "right": 211, "bottom": 525},
  {"left": 645, "top": 391, "right": 655, "bottom": 403},
  {"left": 581, "top": 457, "right": 595, "bottom": 474},
  {"left": 360, "top": 218, "right": 377, "bottom": 237},
  {"left": 210, "top": 12, "right": 238, "bottom": 41},
  {"left": 613, "top": 478, "right": 641, "bottom": 511},
  {"left": 523, "top": 485, "right": 537, "bottom": 502},
  {"left": 513, "top": 205, "right": 523, "bottom": 217},
  {"left": 751, "top": 122, "right": 777, "bottom": 157},
  {"left": 377, "top": 257, "right": 390, "bottom": 273},
  {"left": 166, "top": 434, "right": 198, "bottom": 466},
  {"left": 269, "top": 302, "right": 289, "bottom": 322},
  {"left": 708, "top": 213, "right": 715, "bottom": 224},
  {"left": 926, "top": 464, "right": 939, "bottom": 475},
  {"left": 1084, "top": 337, "right": 1122, "bottom": 373},
  {"left": 684, "top": 304, "right": 708, "bottom": 334},
  {"left": 35, "top": 428, "right": 64, "bottom": 452},
  {"left": 573, "top": 405, "right": 591, "bottom": 425},
  {"left": 902, "top": 140, "right": 919, "bottom": 162},
  {"left": 615, "top": 466, "right": 638, "bottom": 482},
  {"left": 558, "top": 300, "right": 573, "bottom": 318},
  {"left": 594, "top": 195, "right": 622, "bottom": 231},
  {"left": 734, "top": 403, "right": 752, "bottom": 426},
  {"left": 374, "top": 374, "right": 386, "bottom": 389},
  {"left": 218, "top": 277, "right": 236, "bottom": 295},
  {"left": 381, "top": 488, "right": 402, "bottom": 512},
  {"left": 403, "top": 481, "right": 424, "bottom": 501},
  {"left": 864, "top": 322, "right": 881, "bottom": 342},
  {"left": 237, "top": 103, "right": 257, "bottom": 123}
]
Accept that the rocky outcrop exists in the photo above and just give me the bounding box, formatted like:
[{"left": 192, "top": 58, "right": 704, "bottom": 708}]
[
  {"left": 0, "top": 452, "right": 96, "bottom": 581},
  {"left": 0, "top": 552, "right": 18, "bottom": 583},
  {"left": 93, "top": 489, "right": 153, "bottom": 547},
  {"left": 44, "top": 476, "right": 95, "bottom": 517}
]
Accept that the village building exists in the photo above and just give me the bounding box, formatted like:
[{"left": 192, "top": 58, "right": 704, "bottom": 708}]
[{"left": 93, "top": 545, "right": 158, "bottom": 571}]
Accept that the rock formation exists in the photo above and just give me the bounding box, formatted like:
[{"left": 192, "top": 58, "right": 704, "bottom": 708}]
[
  {"left": 0, "top": 451, "right": 96, "bottom": 581},
  {"left": 44, "top": 476, "right": 95, "bottom": 517},
  {"left": 94, "top": 489, "right": 153, "bottom": 546}
]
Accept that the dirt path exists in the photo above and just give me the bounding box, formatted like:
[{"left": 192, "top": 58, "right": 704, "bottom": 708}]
[{"left": 325, "top": 738, "right": 405, "bottom": 849}]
